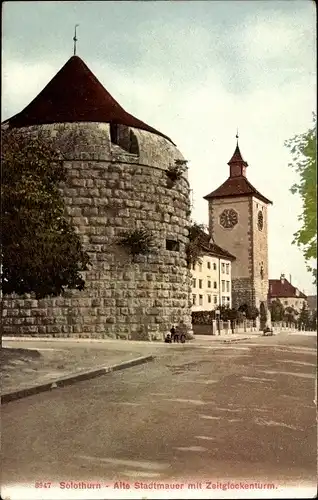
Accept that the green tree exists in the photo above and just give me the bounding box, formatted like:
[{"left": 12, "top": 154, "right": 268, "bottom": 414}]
[
  {"left": 238, "top": 303, "right": 259, "bottom": 320},
  {"left": 284, "top": 306, "right": 298, "bottom": 325},
  {"left": 186, "top": 222, "right": 207, "bottom": 268},
  {"left": 285, "top": 113, "right": 317, "bottom": 283},
  {"left": 298, "top": 302, "right": 310, "bottom": 329},
  {"left": 308, "top": 309, "right": 317, "bottom": 331},
  {"left": 1, "top": 130, "right": 90, "bottom": 299},
  {"left": 269, "top": 299, "right": 285, "bottom": 322}
]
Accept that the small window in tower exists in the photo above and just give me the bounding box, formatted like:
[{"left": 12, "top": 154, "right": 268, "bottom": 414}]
[
  {"left": 110, "top": 123, "right": 139, "bottom": 155},
  {"left": 258, "top": 211, "right": 264, "bottom": 231},
  {"left": 130, "top": 130, "right": 139, "bottom": 155},
  {"left": 166, "top": 239, "right": 180, "bottom": 251},
  {"left": 110, "top": 123, "right": 119, "bottom": 145}
]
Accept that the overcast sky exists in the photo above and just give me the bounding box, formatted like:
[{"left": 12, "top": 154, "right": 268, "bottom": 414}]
[{"left": 2, "top": 0, "right": 316, "bottom": 294}]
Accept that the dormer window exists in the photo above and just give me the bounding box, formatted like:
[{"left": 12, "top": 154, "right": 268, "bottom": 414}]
[{"left": 110, "top": 123, "right": 139, "bottom": 155}]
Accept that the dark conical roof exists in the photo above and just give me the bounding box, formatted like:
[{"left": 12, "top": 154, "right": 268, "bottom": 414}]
[
  {"left": 228, "top": 142, "right": 248, "bottom": 166},
  {"left": 6, "top": 56, "right": 174, "bottom": 144}
]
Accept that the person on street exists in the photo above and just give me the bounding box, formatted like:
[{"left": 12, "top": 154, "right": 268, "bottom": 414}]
[
  {"left": 164, "top": 333, "right": 172, "bottom": 343},
  {"left": 171, "top": 325, "right": 179, "bottom": 343}
]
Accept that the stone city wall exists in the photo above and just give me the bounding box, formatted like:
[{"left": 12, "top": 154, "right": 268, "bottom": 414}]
[{"left": 2, "top": 122, "right": 192, "bottom": 339}]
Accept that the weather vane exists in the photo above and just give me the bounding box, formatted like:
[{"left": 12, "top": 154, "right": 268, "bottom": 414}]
[{"left": 73, "top": 24, "right": 79, "bottom": 56}]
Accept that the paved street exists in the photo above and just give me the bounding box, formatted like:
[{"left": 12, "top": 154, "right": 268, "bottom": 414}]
[{"left": 1, "top": 333, "right": 316, "bottom": 498}]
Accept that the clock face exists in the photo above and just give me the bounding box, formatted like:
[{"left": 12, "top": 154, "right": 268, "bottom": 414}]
[
  {"left": 258, "top": 211, "right": 264, "bottom": 231},
  {"left": 219, "top": 209, "right": 238, "bottom": 229}
]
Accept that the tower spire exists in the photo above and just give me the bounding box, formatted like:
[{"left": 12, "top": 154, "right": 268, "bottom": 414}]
[
  {"left": 227, "top": 132, "right": 248, "bottom": 178},
  {"left": 73, "top": 24, "right": 79, "bottom": 56}
]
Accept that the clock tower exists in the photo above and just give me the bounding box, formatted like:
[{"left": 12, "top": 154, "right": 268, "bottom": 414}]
[{"left": 204, "top": 138, "right": 272, "bottom": 315}]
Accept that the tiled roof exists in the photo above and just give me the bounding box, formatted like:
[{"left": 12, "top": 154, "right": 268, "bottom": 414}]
[
  {"left": 197, "top": 230, "right": 236, "bottom": 261},
  {"left": 204, "top": 176, "right": 272, "bottom": 205},
  {"left": 268, "top": 279, "right": 307, "bottom": 299},
  {"left": 6, "top": 56, "right": 174, "bottom": 144}
]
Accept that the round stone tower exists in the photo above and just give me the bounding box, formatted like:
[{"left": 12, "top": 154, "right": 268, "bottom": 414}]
[{"left": 2, "top": 56, "right": 192, "bottom": 340}]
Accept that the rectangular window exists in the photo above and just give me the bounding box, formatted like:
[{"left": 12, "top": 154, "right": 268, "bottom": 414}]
[
  {"left": 222, "top": 296, "right": 226, "bottom": 305},
  {"left": 208, "top": 294, "right": 212, "bottom": 303},
  {"left": 213, "top": 281, "right": 217, "bottom": 289},
  {"left": 221, "top": 263, "right": 225, "bottom": 273},
  {"left": 166, "top": 239, "right": 180, "bottom": 251},
  {"left": 207, "top": 280, "right": 211, "bottom": 288},
  {"left": 226, "top": 263, "right": 230, "bottom": 274},
  {"left": 214, "top": 295, "right": 218, "bottom": 304},
  {"left": 213, "top": 263, "right": 217, "bottom": 270},
  {"left": 222, "top": 280, "right": 225, "bottom": 292},
  {"left": 199, "top": 295, "right": 203, "bottom": 306},
  {"left": 192, "top": 263, "right": 195, "bottom": 271},
  {"left": 192, "top": 294, "right": 196, "bottom": 305},
  {"left": 192, "top": 278, "right": 196, "bottom": 288},
  {"left": 226, "top": 281, "right": 230, "bottom": 292},
  {"left": 199, "top": 279, "right": 203, "bottom": 289},
  {"left": 207, "top": 261, "right": 211, "bottom": 269}
]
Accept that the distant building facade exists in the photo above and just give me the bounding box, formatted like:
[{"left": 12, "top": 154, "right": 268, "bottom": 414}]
[
  {"left": 268, "top": 274, "right": 307, "bottom": 312},
  {"left": 191, "top": 230, "right": 235, "bottom": 312}
]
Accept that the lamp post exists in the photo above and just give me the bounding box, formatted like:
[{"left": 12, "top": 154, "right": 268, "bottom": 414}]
[{"left": 215, "top": 308, "right": 221, "bottom": 335}]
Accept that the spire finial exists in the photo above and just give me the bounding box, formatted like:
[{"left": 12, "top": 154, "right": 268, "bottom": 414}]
[
  {"left": 236, "top": 127, "right": 239, "bottom": 141},
  {"left": 73, "top": 24, "right": 79, "bottom": 56}
]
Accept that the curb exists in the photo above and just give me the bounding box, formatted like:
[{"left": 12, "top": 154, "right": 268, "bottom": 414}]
[
  {"left": 222, "top": 337, "right": 253, "bottom": 343},
  {"left": 1, "top": 355, "right": 154, "bottom": 405}
]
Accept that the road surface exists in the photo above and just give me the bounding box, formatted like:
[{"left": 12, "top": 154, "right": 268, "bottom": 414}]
[{"left": 1, "top": 333, "right": 316, "bottom": 498}]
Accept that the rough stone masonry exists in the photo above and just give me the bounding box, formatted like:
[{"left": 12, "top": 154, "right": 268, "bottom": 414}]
[{"left": 2, "top": 122, "right": 193, "bottom": 340}]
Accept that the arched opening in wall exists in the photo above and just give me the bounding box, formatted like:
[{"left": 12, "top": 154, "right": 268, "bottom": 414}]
[{"left": 110, "top": 123, "right": 139, "bottom": 155}]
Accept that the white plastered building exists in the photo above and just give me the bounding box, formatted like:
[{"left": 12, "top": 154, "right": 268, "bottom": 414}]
[{"left": 191, "top": 230, "right": 236, "bottom": 312}]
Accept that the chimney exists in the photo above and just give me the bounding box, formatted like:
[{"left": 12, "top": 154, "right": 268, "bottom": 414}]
[
  {"left": 289, "top": 274, "right": 292, "bottom": 284},
  {"left": 280, "top": 273, "right": 285, "bottom": 283}
]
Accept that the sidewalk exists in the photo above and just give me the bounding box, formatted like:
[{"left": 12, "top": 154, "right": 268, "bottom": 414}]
[
  {"left": 1, "top": 333, "right": 263, "bottom": 402},
  {"left": 1, "top": 343, "right": 156, "bottom": 398}
]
